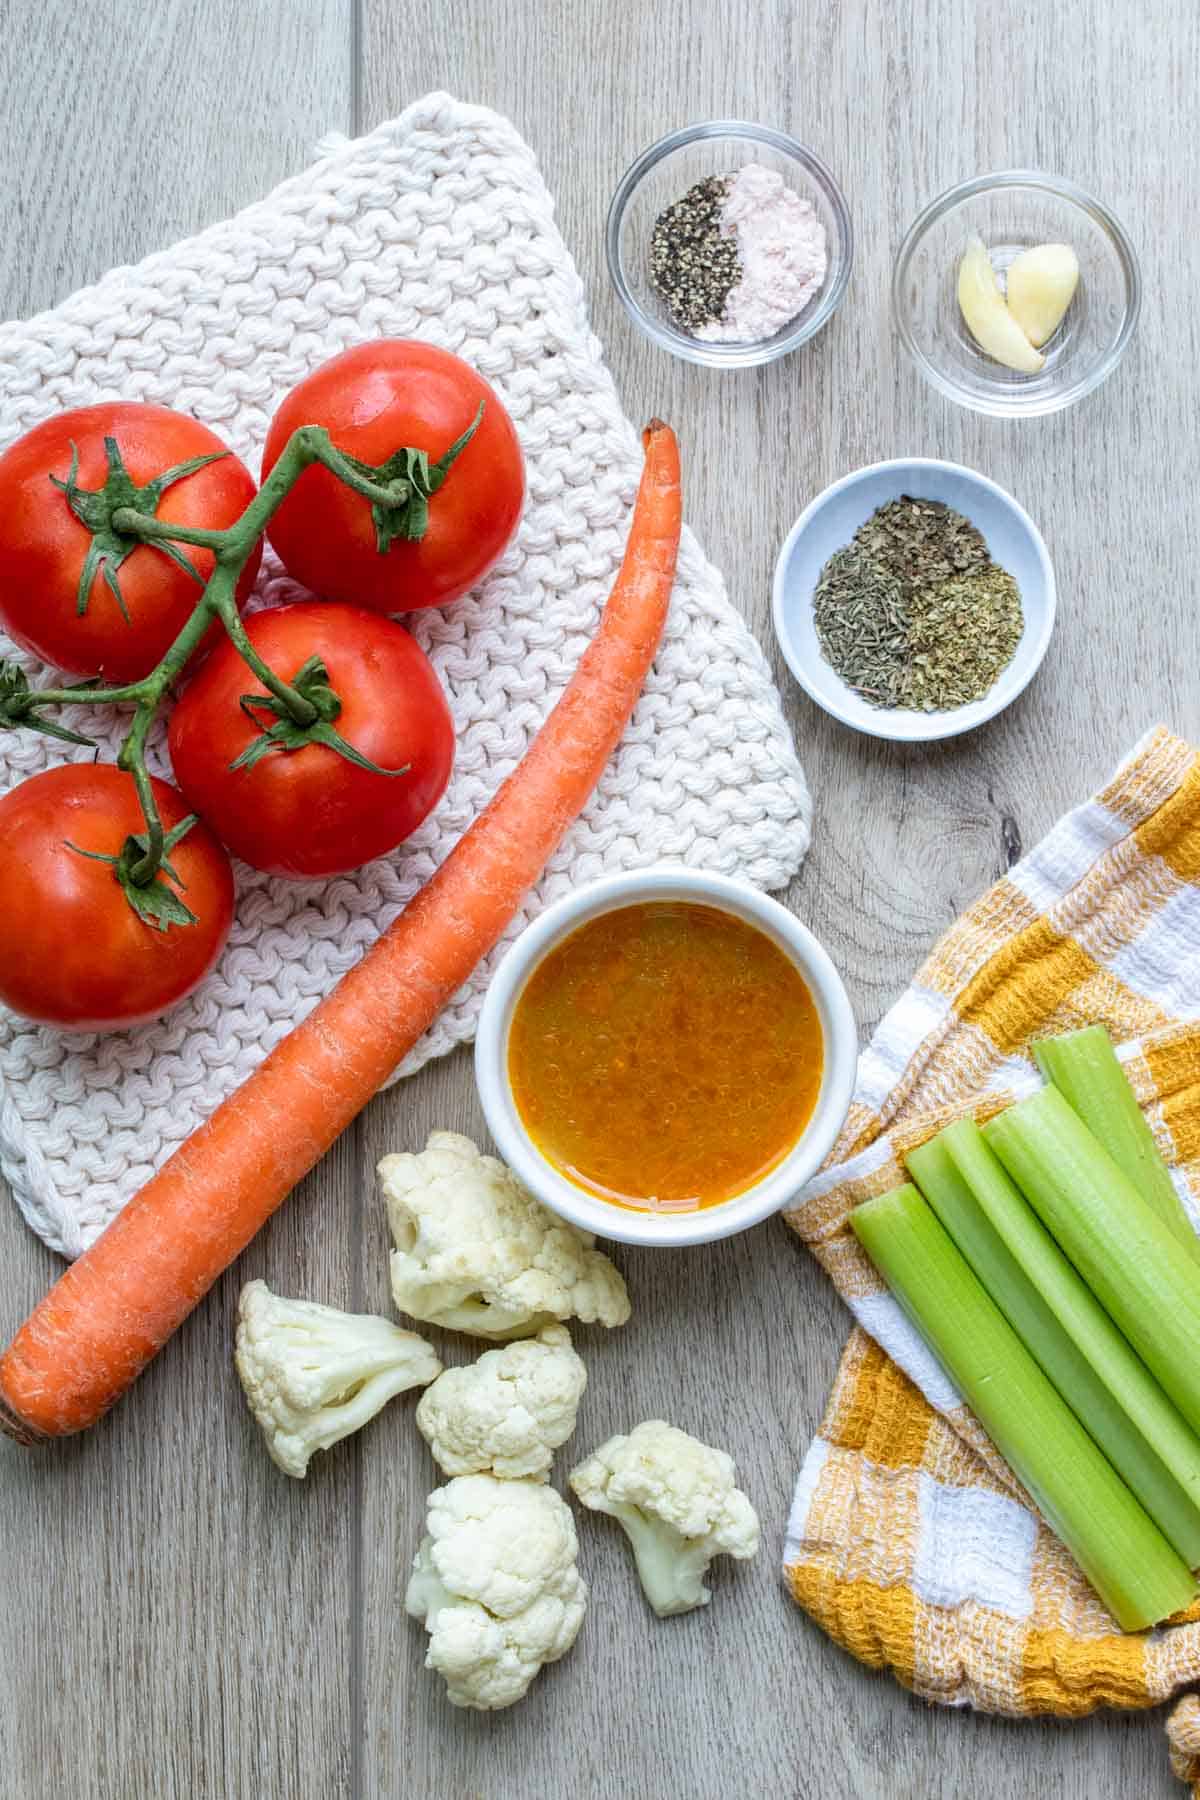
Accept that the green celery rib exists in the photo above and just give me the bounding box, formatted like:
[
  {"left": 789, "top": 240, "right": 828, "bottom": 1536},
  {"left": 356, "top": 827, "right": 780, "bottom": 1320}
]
[
  {"left": 851, "top": 1183, "right": 1196, "bottom": 1632},
  {"left": 908, "top": 1122, "right": 1200, "bottom": 1567},
  {"left": 986, "top": 1086, "right": 1200, "bottom": 1441},
  {"left": 1032, "top": 1026, "right": 1199, "bottom": 1260}
]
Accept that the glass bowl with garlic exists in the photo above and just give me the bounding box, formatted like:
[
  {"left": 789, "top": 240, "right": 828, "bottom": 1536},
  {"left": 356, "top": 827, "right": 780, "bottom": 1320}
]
[{"left": 892, "top": 171, "right": 1140, "bottom": 417}]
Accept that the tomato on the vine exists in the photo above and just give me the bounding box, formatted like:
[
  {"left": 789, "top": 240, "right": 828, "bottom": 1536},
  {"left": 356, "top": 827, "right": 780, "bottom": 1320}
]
[
  {"left": 261, "top": 340, "right": 524, "bottom": 613},
  {"left": 0, "top": 764, "right": 235, "bottom": 1031},
  {"left": 0, "top": 403, "right": 261, "bottom": 682},
  {"left": 167, "top": 601, "right": 455, "bottom": 879}
]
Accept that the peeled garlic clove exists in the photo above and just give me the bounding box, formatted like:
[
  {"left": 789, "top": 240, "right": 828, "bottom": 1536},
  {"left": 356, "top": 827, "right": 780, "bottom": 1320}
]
[
  {"left": 957, "top": 236, "right": 1046, "bottom": 374},
  {"left": 1005, "top": 243, "right": 1080, "bottom": 347}
]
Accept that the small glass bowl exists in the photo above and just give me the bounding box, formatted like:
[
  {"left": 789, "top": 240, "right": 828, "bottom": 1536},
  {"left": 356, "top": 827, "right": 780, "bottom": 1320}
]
[
  {"left": 606, "top": 121, "right": 853, "bottom": 369},
  {"left": 893, "top": 171, "right": 1141, "bottom": 417}
]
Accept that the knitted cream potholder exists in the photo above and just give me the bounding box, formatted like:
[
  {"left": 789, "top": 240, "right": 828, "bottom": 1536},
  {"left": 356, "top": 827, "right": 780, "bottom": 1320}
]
[{"left": 0, "top": 94, "right": 811, "bottom": 1260}]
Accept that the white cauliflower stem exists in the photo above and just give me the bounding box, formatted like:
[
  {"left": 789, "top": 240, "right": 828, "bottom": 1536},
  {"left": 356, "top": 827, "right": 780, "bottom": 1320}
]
[
  {"left": 569, "top": 1420, "right": 760, "bottom": 1617},
  {"left": 416, "top": 1325, "right": 587, "bottom": 1479},
  {"left": 406, "top": 1474, "right": 587, "bottom": 1709},
  {"left": 235, "top": 1279, "right": 441, "bottom": 1478},
  {"left": 381, "top": 1131, "right": 631, "bottom": 1339}
]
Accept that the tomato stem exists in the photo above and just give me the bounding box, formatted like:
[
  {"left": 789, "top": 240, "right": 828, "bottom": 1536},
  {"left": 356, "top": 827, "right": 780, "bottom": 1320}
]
[
  {"left": 109, "top": 510, "right": 227, "bottom": 552},
  {"left": 117, "top": 720, "right": 166, "bottom": 886},
  {"left": 66, "top": 812, "right": 204, "bottom": 932},
  {"left": 210, "top": 584, "right": 319, "bottom": 728},
  {"left": 11, "top": 677, "right": 149, "bottom": 709},
  {"left": 308, "top": 444, "right": 412, "bottom": 509}
]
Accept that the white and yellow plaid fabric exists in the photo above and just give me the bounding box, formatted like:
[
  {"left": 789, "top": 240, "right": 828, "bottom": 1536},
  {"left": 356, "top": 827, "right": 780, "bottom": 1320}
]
[{"left": 783, "top": 726, "right": 1200, "bottom": 1789}]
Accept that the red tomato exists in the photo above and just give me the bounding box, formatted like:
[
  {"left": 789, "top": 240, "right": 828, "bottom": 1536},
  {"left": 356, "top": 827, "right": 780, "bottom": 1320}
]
[
  {"left": 0, "top": 764, "right": 235, "bottom": 1031},
  {"left": 261, "top": 340, "right": 523, "bottom": 613},
  {"left": 167, "top": 602, "right": 455, "bottom": 878},
  {"left": 0, "top": 403, "right": 261, "bottom": 681}
]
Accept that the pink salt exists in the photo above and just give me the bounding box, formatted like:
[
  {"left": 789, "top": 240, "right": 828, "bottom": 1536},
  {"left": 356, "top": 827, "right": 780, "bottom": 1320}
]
[{"left": 697, "top": 163, "right": 828, "bottom": 343}]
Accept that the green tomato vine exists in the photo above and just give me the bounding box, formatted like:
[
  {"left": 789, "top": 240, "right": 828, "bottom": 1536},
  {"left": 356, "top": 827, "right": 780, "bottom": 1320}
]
[{"left": 0, "top": 411, "right": 479, "bottom": 906}]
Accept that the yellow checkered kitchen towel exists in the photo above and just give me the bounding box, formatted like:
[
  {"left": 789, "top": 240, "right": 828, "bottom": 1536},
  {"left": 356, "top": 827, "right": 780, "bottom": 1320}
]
[{"left": 782, "top": 726, "right": 1200, "bottom": 1789}]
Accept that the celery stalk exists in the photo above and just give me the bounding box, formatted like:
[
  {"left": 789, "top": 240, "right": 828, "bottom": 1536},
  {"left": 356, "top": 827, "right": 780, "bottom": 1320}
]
[
  {"left": 909, "top": 1122, "right": 1200, "bottom": 1566},
  {"left": 986, "top": 1086, "right": 1200, "bottom": 1440},
  {"left": 1033, "top": 1026, "right": 1199, "bottom": 1260},
  {"left": 851, "top": 1184, "right": 1196, "bottom": 1630}
]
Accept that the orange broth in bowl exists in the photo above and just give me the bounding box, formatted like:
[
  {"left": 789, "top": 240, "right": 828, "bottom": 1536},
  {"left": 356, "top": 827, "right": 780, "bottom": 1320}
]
[{"left": 507, "top": 900, "right": 824, "bottom": 1213}]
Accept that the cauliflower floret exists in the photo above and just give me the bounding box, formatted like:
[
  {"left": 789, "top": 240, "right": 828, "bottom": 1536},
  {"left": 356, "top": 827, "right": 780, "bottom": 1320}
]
[
  {"left": 406, "top": 1474, "right": 587, "bottom": 1709},
  {"left": 381, "top": 1131, "right": 630, "bottom": 1340},
  {"left": 416, "top": 1325, "right": 587, "bottom": 1479},
  {"left": 235, "top": 1279, "right": 441, "bottom": 1478},
  {"left": 569, "top": 1420, "right": 760, "bottom": 1617}
]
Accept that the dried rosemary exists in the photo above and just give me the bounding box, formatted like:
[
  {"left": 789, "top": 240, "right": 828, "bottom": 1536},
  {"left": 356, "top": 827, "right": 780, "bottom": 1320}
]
[
  {"left": 813, "top": 495, "right": 1024, "bottom": 712},
  {"left": 812, "top": 545, "right": 909, "bottom": 708}
]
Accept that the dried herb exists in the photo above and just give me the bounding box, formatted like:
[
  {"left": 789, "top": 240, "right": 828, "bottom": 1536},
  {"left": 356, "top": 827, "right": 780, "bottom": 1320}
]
[
  {"left": 649, "top": 177, "right": 740, "bottom": 334},
  {"left": 901, "top": 567, "right": 1023, "bottom": 711},
  {"left": 812, "top": 495, "right": 1024, "bottom": 712},
  {"left": 812, "top": 545, "right": 909, "bottom": 708},
  {"left": 853, "top": 497, "right": 990, "bottom": 590}
]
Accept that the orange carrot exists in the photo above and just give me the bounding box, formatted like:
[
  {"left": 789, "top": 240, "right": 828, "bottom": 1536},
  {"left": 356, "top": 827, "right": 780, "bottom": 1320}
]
[{"left": 0, "top": 421, "right": 681, "bottom": 1444}]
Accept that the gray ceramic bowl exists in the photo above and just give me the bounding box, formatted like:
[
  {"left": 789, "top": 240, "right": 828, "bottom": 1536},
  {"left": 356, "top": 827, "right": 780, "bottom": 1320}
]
[{"left": 772, "top": 458, "right": 1056, "bottom": 742}]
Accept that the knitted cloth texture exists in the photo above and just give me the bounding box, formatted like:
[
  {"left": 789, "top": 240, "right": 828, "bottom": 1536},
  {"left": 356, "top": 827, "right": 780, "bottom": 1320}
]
[
  {"left": 0, "top": 94, "right": 811, "bottom": 1260},
  {"left": 783, "top": 725, "right": 1200, "bottom": 1792}
]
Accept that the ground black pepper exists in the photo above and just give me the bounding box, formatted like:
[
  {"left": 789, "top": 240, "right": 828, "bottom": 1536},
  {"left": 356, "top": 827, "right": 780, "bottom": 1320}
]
[{"left": 649, "top": 176, "right": 741, "bottom": 334}]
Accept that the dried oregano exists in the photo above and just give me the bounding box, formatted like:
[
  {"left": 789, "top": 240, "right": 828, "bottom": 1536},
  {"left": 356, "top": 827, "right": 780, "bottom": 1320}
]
[{"left": 901, "top": 567, "right": 1023, "bottom": 711}]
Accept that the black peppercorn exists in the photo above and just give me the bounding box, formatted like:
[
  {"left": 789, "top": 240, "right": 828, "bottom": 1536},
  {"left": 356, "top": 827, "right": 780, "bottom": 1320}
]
[{"left": 649, "top": 176, "right": 741, "bottom": 334}]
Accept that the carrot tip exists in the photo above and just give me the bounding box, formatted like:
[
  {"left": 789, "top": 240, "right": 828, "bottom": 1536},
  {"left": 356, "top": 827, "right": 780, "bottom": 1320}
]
[
  {"left": 644, "top": 417, "right": 669, "bottom": 437},
  {"left": 0, "top": 1389, "right": 39, "bottom": 1446}
]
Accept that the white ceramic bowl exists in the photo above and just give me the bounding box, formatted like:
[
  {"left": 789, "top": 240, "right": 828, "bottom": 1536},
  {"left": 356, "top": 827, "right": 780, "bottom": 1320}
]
[
  {"left": 772, "top": 458, "right": 1056, "bottom": 743},
  {"left": 474, "top": 867, "right": 857, "bottom": 1248}
]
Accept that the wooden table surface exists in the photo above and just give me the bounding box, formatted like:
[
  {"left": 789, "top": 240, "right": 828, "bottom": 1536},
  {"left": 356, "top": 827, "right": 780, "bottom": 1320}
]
[{"left": 2, "top": 3, "right": 1197, "bottom": 1796}]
